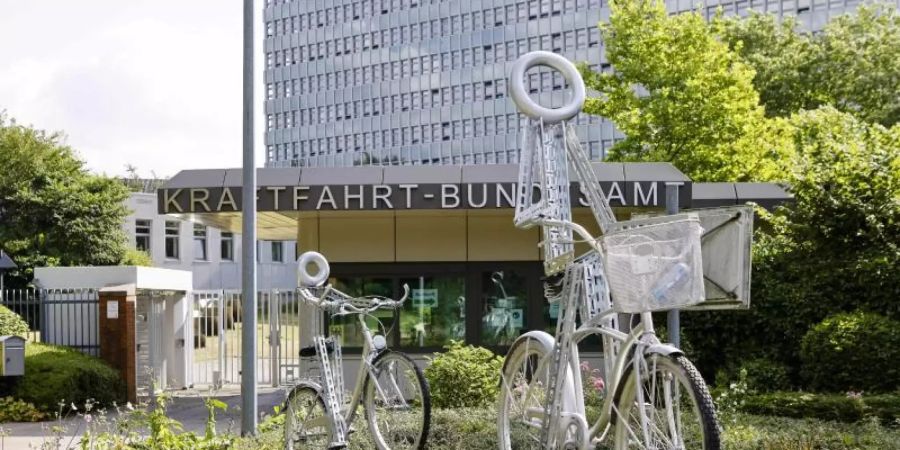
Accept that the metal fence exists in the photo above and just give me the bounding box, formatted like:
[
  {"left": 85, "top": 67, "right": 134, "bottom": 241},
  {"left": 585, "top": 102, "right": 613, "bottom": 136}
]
[
  {"left": 0, "top": 288, "right": 100, "bottom": 356},
  {"left": 191, "top": 289, "right": 306, "bottom": 388}
]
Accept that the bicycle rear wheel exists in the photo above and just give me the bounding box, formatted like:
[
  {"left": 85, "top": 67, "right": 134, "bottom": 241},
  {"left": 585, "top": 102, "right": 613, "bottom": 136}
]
[
  {"left": 614, "top": 353, "right": 720, "bottom": 450},
  {"left": 284, "top": 383, "right": 332, "bottom": 449},
  {"left": 364, "top": 350, "right": 431, "bottom": 450}
]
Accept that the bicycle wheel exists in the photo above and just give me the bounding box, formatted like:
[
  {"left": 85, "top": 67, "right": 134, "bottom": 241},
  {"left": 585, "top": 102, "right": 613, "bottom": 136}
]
[
  {"left": 284, "top": 383, "right": 332, "bottom": 450},
  {"left": 497, "top": 332, "right": 560, "bottom": 450},
  {"left": 613, "top": 353, "right": 720, "bottom": 450},
  {"left": 364, "top": 350, "right": 431, "bottom": 450}
]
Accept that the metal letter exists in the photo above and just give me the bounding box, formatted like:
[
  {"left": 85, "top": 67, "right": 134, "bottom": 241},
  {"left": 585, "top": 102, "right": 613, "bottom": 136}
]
[
  {"left": 441, "top": 184, "right": 460, "bottom": 208},
  {"left": 164, "top": 189, "right": 184, "bottom": 213},
  {"left": 267, "top": 186, "right": 285, "bottom": 210},
  {"left": 190, "top": 189, "right": 211, "bottom": 212}
]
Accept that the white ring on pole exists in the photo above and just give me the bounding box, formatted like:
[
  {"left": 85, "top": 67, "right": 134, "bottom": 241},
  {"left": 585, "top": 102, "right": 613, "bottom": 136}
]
[
  {"left": 509, "top": 51, "right": 585, "bottom": 123},
  {"left": 297, "top": 251, "right": 330, "bottom": 287}
]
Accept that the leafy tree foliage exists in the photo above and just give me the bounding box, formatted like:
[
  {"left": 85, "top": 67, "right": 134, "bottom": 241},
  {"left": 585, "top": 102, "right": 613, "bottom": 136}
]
[
  {"left": 580, "top": 0, "right": 792, "bottom": 182},
  {"left": 0, "top": 114, "right": 132, "bottom": 286},
  {"left": 684, "top": 108, "right": 900, "bottom": 383},
  {"left": 718, "top": 3, "right": 900, "bottom": 126}
]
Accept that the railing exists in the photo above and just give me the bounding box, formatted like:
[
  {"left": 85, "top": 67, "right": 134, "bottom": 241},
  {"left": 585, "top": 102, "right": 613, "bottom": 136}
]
[{"left": 0, "top": 288, "right": 100, "bottom": 356}]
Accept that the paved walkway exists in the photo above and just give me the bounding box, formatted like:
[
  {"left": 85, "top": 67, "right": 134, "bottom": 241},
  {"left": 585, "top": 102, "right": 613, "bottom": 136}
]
[{"left": 0, "top": 387, "right": 289, "bottom": 450}]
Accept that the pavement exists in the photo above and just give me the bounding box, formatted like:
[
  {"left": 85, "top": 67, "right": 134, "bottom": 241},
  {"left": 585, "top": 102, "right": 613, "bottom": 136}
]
[{"left": 0, "top": 387, "right": 290, "bottom": 450}]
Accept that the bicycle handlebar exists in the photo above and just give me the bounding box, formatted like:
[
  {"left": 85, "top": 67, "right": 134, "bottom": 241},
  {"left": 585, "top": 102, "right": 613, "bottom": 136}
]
[{"left": 298, "top": 283, "right": 410, "bottom": 316}]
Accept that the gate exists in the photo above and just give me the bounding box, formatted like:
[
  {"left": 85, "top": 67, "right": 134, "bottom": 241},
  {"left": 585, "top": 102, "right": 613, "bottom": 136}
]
[{"left": 191, "top": 289, "right": 304, "bottom": 388}]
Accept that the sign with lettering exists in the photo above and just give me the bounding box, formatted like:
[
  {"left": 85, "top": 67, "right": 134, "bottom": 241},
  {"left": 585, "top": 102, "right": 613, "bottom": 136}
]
[
  {"left": 158, "top": 181, "right": 690, "bottom": 214},
  {"left": 412, "top": 289, "right": 438, "bottom": 308}
]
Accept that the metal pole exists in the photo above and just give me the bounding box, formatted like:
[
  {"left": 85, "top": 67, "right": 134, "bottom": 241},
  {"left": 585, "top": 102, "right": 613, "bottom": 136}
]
[
  {"left": 240, "top": 0, "right": 257, "bottom": 436},
  {"left": 665, "top": 182, "right": 683, "bottom": 348}
]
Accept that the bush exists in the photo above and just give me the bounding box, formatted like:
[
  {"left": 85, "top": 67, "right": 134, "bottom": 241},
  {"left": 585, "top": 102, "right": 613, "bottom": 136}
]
[
  {"left": 741, "top": 391, "right": 900, "bottom": 424},
  {"left": 800, "top": 311, "right": 900, "bottom": 392},
  {"left": 424, "top": 341, "right": 502, "bottom": 409},
  {"left": 0, "top": 396, "right": 45, "bottom": 422},
  {"left": 16, "top": 342, "right": 125, "bottom": 412},
  {"left": 0, "top": 304, "right": 28, "bottom": 337},
  {"left": 717, "top": 358, "right": 792, "bottom": 393}
]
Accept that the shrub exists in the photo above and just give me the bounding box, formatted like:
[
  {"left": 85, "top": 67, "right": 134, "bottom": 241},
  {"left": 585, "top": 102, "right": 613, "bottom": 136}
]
[
  {"left": 0, "top": 304, "right": 28, "bottom": 337},
  {"left": 16, "top": 342, "right": 125, "bottom": 412},
  {"left": 424, "top": 341, "right": 502, "bottom": 408},
  {"left": 717, "top": 358, "right": 792, "bottom": 393},
  {"left": 800, "top": 311, "right": 900, "bottom": 392},
  {"left": 0, "top": 396, "right": 45, "bottom": 422},
  {"left": 740, "top": 391, "right": 900, "bottom": 424}
]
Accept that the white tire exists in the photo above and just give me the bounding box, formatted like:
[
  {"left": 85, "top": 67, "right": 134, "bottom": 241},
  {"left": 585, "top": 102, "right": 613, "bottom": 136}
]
[{"left": 297, "top": 251, "right": 330, "bottom": 287}]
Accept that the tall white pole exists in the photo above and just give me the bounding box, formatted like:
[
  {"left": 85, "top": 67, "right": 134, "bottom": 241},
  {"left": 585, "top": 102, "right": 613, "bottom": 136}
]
[{"left": 240, "top": 0, "right": 258, "bottom": 436}]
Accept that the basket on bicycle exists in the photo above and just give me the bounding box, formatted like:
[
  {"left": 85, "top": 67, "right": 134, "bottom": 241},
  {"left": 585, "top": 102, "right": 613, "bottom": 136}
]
[{"left": 602, "top": 214, "right": 705, "bottom": 313}]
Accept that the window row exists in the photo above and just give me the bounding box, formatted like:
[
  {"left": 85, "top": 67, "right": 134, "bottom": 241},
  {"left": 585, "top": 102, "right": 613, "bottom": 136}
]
[
  {"left": 268, "top": 134, "right": 611, "bottom": 167},
  {"left": 267, "top": 113, "right": 522, "bottom": 157},
  {"left": 265, "top": 70, "right": 601, "bottom": 132},
  {"left": 266, "top": 0, "right": 444, "bottom": 28},
  {"left": 276, "top": 148, "right": 526, "bottom": 167},
  {"left": 265, "top": 0, "right": 597, "bottom": 38},
  {"left": 152, "top": 220, "right": 284, "bottom": 264},
  {"left": 266, "top": 26, "right": 600, "bottom": 70}
]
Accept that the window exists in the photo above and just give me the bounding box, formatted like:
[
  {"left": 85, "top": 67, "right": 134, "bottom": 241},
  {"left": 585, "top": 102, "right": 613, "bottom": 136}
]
[
  {"left": 221, "top": 232, "right": 234, "bottom": 261},
  {"left": 193, "top": 224, "right": 207, "bottom": 260},
  {"left": 400, "top": 275, "right": 466, "bottom": 348},
  {"left": 135, "top": 219, "right": 151, "bottom": 253},
  {"left": 271, "top": 241, "right": 284, "bottom": 263},
  {"left": 481, "top": 270, "right": 527, "bottom": 346},
  {"left": 165, "top": 221, "right": 180, "bottom": 259}
]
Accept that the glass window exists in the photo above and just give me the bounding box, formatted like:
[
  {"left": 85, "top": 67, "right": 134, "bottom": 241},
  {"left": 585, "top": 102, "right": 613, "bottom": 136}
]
[
  {"left": 400, "top": 275, "right": 466, "bottom": 348},
  {"left": 165, "top": 221, "right": 180, "bottom": 259},
  {"left": 221, "top": 232, "right": 234, "bottom": 261},
  {"left": 480, "top": 270, "right": 528, "bottom": 346},
  {"left": 135, "top": 219, "right": 151, "bottom": 253},
  {"left": 271, "top": 241, "right": 284, "bottom": 263},
  {"left": 329, "top": 277, "right": 396, "bottom": 347},
  {"left": 193, "top": 224, "right": 207, "bottom": 260}
]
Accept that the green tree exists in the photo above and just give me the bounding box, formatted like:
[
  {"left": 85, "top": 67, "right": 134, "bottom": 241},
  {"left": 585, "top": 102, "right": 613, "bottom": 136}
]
[
  {"left": 685, "top": 107, "right": 900, "bottom": 382},
  {"left": 0, "top": 114, "right": 132, "bottom": 286},
  {"left": 717, "top": 3, "right": 900, "bottom": 126},
  {"left": 580, "top": 0, "right": 792, "bottom": 182}
]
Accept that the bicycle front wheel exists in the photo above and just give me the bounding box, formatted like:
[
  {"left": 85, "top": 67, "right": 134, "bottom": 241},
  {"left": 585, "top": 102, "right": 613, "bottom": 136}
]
[
  {"left": 614, "top": 353, "right": 720, "bottom": 450},
  {"left": 284, "top": 383, "right": 332, "bottom": 450},
  {"left": 364, "top": 350, "right": 431, "bottom": 450}
]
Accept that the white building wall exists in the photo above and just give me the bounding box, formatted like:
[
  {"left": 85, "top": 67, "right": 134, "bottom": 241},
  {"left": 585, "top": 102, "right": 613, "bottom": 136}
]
[{"left": 125, "top": 193, "right": 298, "bottom": 290}]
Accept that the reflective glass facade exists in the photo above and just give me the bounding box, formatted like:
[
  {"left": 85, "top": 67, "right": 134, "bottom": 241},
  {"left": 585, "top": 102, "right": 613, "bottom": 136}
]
[{"left": 263, "top": 0, "right": 880, "bottom": 168}]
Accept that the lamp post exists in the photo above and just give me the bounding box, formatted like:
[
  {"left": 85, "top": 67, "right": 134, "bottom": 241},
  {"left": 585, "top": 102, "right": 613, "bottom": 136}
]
[{"left": 240, "top": 0, "right": 257, "bottom": 436}]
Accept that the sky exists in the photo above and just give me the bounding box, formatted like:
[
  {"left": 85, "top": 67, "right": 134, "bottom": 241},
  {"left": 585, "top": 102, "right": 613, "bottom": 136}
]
[{"left": 0, "top": 0, "right": 266, "bottom": 178}]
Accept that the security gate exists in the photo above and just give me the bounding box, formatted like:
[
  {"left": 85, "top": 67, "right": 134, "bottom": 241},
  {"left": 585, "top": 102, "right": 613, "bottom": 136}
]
[{"left": 191, "top": 290, "right": 304, "bottom": 387}]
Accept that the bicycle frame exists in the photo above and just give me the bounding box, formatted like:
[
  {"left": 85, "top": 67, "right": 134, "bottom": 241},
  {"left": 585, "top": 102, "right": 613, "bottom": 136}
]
[{"left": 301, "top": 312, "right": 390, "bottom": 441}]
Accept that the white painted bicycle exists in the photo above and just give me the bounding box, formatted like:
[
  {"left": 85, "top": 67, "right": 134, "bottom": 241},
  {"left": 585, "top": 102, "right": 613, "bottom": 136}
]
[
  {"left": 497, "top": 52, "right": 721, "bottom": 449},
  {"left": 284, "top": 252, "right": 431, "bottom": 450}
]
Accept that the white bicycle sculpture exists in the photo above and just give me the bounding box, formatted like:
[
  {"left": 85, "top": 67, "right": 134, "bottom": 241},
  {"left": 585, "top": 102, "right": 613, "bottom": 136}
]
[
  {"left": 284, "top": 252, "right": 431, "bottom": 450},
  {"left": 497, "top": 51, "right": 722, "bottom": 449}
]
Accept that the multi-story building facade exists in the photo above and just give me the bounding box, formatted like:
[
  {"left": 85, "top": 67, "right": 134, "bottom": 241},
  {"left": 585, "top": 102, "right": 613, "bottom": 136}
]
[
  {"left": 263, "top": 0, "right": 879, "bottom": 169},
  {"left": 125, "top": 192, "right": 298, "bottom": 290}
]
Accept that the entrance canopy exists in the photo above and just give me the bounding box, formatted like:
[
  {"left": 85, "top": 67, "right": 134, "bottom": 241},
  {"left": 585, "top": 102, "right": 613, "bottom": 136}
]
[{"left": 157, "top": 163, "right": 790, "bottom": 241}]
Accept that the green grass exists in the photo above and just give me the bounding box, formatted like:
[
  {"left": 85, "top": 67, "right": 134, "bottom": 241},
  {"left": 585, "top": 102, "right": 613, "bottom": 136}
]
[{"left": 233, "top": 410, "right": 900, "bottom": 450}]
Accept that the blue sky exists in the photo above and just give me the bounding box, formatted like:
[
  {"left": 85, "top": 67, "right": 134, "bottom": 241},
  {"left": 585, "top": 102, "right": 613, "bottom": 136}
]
[{"left": 0, "top": 0, "right": 267, "bottom": 178}]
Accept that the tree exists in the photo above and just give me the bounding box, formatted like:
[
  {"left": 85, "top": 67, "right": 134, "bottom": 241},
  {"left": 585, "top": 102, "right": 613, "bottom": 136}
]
[
  {"left": 0, "top": 113, "right": 132, "bottom": 287},
  {"left": 580, "top": 0, "right": 792, "bottom": 182},
  {"left": 684, "top": 107, "right": 900, "bottom": 381},
  {"left": 717, "top": 3, "right": 900, "bottom": 126}
]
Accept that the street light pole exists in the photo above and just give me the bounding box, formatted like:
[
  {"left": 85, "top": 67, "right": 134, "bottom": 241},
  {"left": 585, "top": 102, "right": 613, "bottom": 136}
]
[{"left": 240, "top": 0, "right": 258, "bottom": 436}]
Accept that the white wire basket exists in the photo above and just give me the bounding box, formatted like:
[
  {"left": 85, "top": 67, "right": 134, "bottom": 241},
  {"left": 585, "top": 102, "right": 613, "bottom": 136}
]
[{"left": 602, "top": 215, "right": 705, "bottom": 313}]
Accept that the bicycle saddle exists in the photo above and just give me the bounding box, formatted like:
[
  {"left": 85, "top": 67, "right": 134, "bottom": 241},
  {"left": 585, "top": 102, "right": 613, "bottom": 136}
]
[{"left": 299, "top": 340, "right": 335, "bottom": 357}]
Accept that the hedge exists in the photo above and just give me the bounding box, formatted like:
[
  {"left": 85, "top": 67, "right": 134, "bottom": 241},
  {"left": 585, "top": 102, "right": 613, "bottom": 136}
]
[{"left": 740, "top": 391, "right": 900, "bottom": 424}]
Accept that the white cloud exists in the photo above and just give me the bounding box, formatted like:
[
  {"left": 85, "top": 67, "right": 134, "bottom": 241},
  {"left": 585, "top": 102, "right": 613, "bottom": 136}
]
[{"left": 0, "top": 0, "right": 265, "bottom": 178}]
